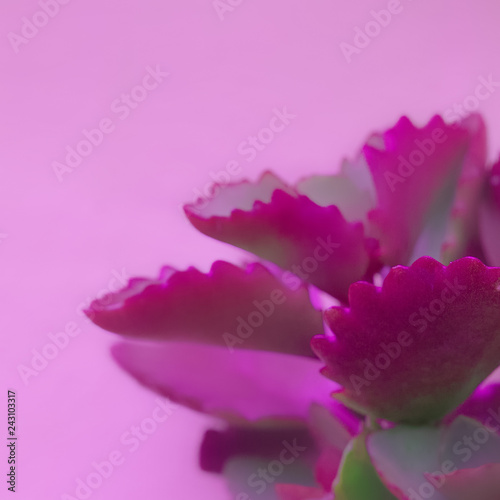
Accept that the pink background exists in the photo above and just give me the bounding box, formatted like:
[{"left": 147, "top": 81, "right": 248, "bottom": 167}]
[{"left": 2, "top": 0, "right": 500, "bottom": 498}]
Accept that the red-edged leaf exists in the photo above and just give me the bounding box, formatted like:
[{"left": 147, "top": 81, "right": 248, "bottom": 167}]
[
  {"left": 184, "top": 172, "right": 379, "bottom": 303},
  {"left": 111, "top": 341, "right": 339, "bottom": 424},
  {"left": 312, "top": 256, "right": 500, "bottom": 423},
  {"left": 363, "top": 115, "right": 476, "bottom": 265},
  {"left": 86, "top": 261, "right": 322, "bottom": 357},
  {"left": 368, "top": 417, "right": 500, "bottom": 500},
  {"left": 440, "top": 114, "right": 487, "bottom": 263},
  {"left": 480, "top": 158, "right": 500, "bottom": 266},
  {"left": 430, "top": 464, "right": 500, "bottom": 500}
]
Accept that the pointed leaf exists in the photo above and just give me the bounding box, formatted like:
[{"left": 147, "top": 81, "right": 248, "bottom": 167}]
[
  {"left": 111, "top": 341, "right": 339, "bottom": 424},
  {"left": 313, "top": 256, "right": 500, "bottom": 423},
  {"left": 86, "top": 261, "right": 323, "bottom": 357},
  {"left": 184, "top": 172, "right": 379, "bottom": 302}
]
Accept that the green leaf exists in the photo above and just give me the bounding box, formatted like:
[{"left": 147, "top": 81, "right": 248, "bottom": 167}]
[
  {"left": 334, "top": 432, "right": 397, "bottom": 500},
  {"left": 367, "top": 416, "right": 500, "bottom": 500}
]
